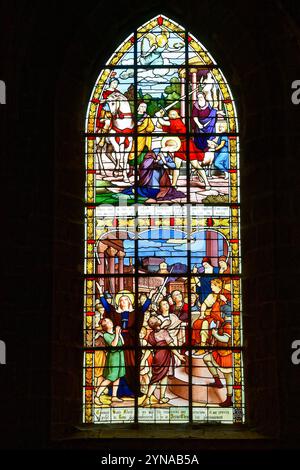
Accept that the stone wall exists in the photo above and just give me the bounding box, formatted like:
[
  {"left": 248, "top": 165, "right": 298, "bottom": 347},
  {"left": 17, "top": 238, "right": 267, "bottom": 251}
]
[{"left": 0, "top": 0, "right": 300, "bottom": 449}]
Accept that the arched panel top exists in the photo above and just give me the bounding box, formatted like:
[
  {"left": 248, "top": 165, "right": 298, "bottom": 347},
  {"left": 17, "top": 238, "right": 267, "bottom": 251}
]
[{"left": 87, "top": 15, "right": 238, "bottom": 137}]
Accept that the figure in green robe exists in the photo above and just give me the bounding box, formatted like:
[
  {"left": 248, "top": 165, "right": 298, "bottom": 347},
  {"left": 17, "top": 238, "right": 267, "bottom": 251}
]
[{"left": 94, "top": 318, "right": 126, "bottom": 406}]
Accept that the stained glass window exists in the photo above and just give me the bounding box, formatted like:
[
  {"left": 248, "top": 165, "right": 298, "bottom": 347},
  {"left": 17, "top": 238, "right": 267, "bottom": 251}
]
[{"left": 84, "top": 15, "right": 244, "bottom": 425}]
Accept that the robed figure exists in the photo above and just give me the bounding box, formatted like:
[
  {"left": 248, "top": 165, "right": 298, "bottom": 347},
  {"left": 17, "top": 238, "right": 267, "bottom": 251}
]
[
  {"left": 97, "top": 287, "right": 150, "bottom": 397},
  {"left": 192, "top": 92, "right": 218, "bottom": 151},
  {"left": 138, "top": 148, "right": 185, "bottom": 201}
]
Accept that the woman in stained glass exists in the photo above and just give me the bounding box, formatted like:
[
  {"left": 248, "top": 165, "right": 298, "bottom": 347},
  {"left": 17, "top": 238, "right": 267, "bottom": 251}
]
[{"left": 97, "top": 284, "right": 153, "bottom": 397}]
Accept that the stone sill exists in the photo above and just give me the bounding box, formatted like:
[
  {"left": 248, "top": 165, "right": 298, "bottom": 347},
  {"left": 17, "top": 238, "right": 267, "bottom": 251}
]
[{"left": 57, "top": 423, "right": 272, "bottom": 442}]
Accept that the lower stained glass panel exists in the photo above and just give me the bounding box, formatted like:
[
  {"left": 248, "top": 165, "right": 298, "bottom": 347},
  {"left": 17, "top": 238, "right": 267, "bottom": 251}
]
[
  {"left": 83, "top": 274, "right": 243, "bottom": 423},
  {"left": 84, "top": 349, "right": 244, "bottom": 423}
]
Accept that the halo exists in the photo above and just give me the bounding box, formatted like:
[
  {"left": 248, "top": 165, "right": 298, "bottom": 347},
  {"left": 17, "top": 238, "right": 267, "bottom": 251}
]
[
  {"left": 161, "top": 136, "right": 181, "bottom": 153},
  {"left": 115, "top": 290, "right": 135, "bottom": 308}
]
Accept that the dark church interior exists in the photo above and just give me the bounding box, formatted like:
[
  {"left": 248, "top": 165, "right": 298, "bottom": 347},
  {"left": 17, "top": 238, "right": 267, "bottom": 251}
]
[{"left": 1, "top": 0, "right": 300, "bottom": 454}]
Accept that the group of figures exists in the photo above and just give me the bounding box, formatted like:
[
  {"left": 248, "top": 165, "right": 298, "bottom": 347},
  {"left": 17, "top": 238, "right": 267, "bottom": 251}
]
[
  {"left": 93, "top": 255, "right": 233, "bottom": 410},
  {"left": 92, "top": 74, "right": 230, "bottom": 203}
]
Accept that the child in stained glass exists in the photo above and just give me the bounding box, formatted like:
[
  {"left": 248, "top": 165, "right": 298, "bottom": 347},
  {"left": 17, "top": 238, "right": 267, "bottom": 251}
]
[
  {"left": 208, "top": 121, "right": 230, "bottom": 179},
  {"left": 94, "top": 318, "right": 126, "bottom": 406}
]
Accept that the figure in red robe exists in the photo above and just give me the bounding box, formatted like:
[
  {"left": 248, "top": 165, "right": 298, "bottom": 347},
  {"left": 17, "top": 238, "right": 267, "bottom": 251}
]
[
  {"left": 192, "top": 278, "right": 231, "bottom": 353},
  {"left": 156, "top": 109, "right": 211, "bottom": 189}
]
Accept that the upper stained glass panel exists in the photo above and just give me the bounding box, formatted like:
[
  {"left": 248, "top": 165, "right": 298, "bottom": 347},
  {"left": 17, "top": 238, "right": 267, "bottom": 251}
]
[{"left": 86, "top": 15, "right": 239, "bottom": 206}]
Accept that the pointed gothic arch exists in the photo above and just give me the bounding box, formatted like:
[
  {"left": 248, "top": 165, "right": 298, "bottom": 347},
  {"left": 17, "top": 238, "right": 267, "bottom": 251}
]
[{"left": 83, "top": 14, "right": 243, "bottom": 425}]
